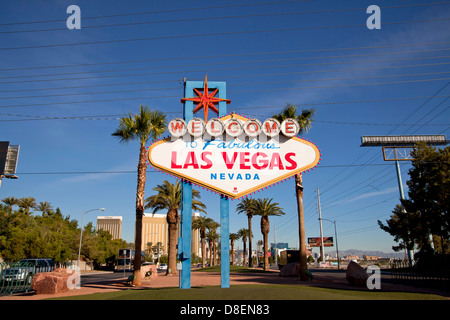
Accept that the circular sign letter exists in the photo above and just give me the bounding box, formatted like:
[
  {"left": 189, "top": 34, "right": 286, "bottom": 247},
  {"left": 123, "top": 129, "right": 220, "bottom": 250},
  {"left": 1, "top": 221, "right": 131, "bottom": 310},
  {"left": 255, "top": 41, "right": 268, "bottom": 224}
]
[
  {"left": 262, "top": 118, "right": 280, "bottom": 137},
  {"left": 281, "top": 118, "right": 300, "bottom": 137},
  {"left": 168, "top": 118, "right": 187, "bottom": 138},
  {"left": 225, "top": 119, "right": 243, "bottom": 137},
  {"left": 187, "top": 118, "right": 205, "bottom": 137},
  {"left": 205, "top": 118, "right": 224, "bottom": 137},
  {"left": 243, "top": 119, "right": 262, "bottom": 137}
]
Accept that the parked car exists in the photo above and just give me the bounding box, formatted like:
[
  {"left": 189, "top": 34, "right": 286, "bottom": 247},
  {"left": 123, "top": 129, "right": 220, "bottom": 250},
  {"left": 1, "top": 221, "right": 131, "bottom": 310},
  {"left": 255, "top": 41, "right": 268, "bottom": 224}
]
[
  {"left": 0, "top": 258, "right": 55, "bottom": 286},
  {"left": 19, "top": 258, "right": 55, "bottom": 274},
  {"left": 158, "top": 263, "right": 167, "bottom": 271},
  {"left": 0, "top": 267, "right": 32, "bottom": 284}
]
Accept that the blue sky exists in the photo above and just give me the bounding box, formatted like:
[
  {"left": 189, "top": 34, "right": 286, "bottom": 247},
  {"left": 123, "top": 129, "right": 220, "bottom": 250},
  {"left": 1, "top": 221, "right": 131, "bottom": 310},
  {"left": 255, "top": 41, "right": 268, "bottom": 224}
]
[{"left": 0, "top": 0, "right": 449, "bottom": 255}]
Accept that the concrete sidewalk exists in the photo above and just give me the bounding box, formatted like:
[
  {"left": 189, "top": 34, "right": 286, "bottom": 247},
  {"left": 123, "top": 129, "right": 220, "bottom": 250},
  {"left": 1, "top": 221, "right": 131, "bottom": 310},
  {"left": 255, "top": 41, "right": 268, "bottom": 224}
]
[{"left": 1, "top": 269, "right": 448, "bottom": 300}]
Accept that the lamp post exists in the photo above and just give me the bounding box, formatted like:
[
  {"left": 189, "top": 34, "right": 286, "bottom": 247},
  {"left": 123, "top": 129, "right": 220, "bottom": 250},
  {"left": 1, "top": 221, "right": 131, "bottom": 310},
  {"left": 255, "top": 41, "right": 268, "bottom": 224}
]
[
  {"left": 77, "top": 208, "right": 105, "bottom": 268},
  {"left": 318, "top": 218, "right": 340, "bottom": 270}
]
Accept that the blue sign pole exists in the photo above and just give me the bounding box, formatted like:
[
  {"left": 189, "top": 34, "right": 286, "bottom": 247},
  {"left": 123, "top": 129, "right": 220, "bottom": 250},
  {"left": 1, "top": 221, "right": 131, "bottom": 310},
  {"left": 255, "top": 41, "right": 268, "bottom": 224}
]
[
  {"left": 181, "top": 77, "right": 229, "bottom": 289},
  {"left": 217, "top": 82, "right": 230, "bottom": 289},
  {"left": 220, "top": 195, "right": 230, "bottom": 288},
  {"left": 180, "top": 80, "right": 195, "bottom": 289}
]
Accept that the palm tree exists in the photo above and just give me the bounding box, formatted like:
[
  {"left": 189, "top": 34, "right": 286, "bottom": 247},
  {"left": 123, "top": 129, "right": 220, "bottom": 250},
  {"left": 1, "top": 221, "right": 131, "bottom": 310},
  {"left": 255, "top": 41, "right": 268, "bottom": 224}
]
[
  {"left": 1, "top": 197, "right": 18, "bottom": 213},
  {"left": 112, "top": 105, "right": 167, "bottom": 285},
  {"left": 36, "top": 201, "right": 54, "bottom": 216},
  {"left": 252, "top": 198, "right": 285, "bottom": 271},
  {"left": 145, "top": 180, "right": 206, "bottom": 275},
  {"left": 236, "top": 197, "right": 256, "bottom": 267},
  {"left": 273, "top": 103, "right": 314, "bottom": 280},
  {"left": 17, "top": 197, "right": 37, "bottom": 215},
  {"left": 237, "top": 228, "right": 250, "bottom": 267},
  {"left": 206, "top": 221, "right": 220, "bottom": 266},
  {"left": 192, "top": 216, "right": 215, "bottom": 267},
  {"left": 229, "top": 232, "right": 240, "bottom": 266}
]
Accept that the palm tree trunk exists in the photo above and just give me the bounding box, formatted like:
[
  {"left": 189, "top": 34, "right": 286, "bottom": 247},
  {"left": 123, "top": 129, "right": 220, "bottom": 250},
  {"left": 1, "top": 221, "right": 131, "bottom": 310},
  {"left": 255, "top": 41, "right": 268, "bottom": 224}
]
[
  {"left": 261, "top": 215, "right": 270, "bottom": 271},
  {"left": 166, "top": 208, "right": 179, "bottom": 275},
  {"left": 242, "top": 239, "right": 247, "bottom": 267},
  {"left": 263, "top": 232, "right": 269, "bottom": 271},
  {"left": 230, "top": 241, "right": 234, "bottom": 266},
  {"left": 248, "top": 216, "right": 253, "bottom": 267},
  {"left": 208, "top": 239, "right": 212, "bottom": 266},
  {"left": 201, "top": 236, "right": 206, "bottom": 267},
  {"left": 213, "top": 241, "right": 217, "bottom": 266},
  {"left": 133, "top": 143, "right": 147, "bottom": 286},
  {"left": 295, "top": 173, "right": 309, "bottom": 280}
]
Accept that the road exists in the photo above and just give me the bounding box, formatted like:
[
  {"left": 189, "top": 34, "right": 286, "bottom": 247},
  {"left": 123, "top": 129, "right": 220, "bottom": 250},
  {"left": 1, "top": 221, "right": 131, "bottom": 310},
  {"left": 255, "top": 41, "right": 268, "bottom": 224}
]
[
  {"left": 79, "top": 266, "right": 395, "bottom": 286},
  {"left": 80, "top": 271, "right": 131, "bottom": 285},
  {"left": 80, "top": 269, "right": 168, "bottom": 285}
]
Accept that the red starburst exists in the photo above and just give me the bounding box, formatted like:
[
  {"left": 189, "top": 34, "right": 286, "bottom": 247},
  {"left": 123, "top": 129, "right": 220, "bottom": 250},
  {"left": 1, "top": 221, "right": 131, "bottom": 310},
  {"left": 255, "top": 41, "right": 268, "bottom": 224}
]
[{"left": 181, "top": 75, "right": 231, "bottom": 121}]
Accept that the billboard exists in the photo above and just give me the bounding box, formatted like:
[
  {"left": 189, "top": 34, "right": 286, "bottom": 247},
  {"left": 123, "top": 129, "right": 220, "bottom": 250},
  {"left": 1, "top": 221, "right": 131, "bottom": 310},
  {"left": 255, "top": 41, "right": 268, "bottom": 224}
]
[
  {"left": 148, "top": 114, "right": 321, "bottom": 199},
  {"left": 0, "top": 141, "right": 9, "bottom": 176},
  {"left": 308, "top": 237, "right": 334, "bottom": 247}
]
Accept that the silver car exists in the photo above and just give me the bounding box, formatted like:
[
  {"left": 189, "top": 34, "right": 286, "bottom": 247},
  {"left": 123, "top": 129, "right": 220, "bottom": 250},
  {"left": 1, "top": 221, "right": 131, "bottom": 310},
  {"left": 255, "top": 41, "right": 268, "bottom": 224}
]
[{"left": 0, "top": 267, "right": 32, "bottom": 284}]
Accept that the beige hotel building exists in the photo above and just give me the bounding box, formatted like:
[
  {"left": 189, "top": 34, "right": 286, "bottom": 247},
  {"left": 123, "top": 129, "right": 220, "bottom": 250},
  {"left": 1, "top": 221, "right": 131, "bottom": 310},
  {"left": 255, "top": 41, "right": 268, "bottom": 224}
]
[
  {"left": 96, "top": 216, "right": 122, "bottom": 240},
  {"left": 142, "top": 212, "right": 201, "bottom": 257}
]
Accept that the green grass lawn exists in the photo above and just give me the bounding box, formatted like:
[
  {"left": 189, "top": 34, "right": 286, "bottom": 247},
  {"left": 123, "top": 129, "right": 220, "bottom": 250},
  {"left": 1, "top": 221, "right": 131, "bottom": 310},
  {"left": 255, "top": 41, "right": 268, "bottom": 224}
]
[
  {"left": 50, "top": 284, "right": 448, "bottom": 300},
  {"left": 47, "top": 266, "right": 448, "bottom": 300}
]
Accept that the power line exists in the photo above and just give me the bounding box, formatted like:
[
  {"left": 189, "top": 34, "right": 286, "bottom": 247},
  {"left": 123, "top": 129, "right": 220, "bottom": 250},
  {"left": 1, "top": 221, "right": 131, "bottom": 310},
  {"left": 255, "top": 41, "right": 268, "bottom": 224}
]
[
  {"left": 2, "top": 41, "right": 448, "bottom": 71},
  {"left": 2, "top": 59, "right": 448, "bottom": 89},
  {"left": 312, "top": 83, "right": 450, "bottom": 216},
  {"left": 2, "top": 2, "right": 449, "bottom": 34},
  {"left": 3, "top": 71, "right": 449, "bottom": 100},
  {"left": 2, "top": 77, "right": 450, "bottom": 108},
  {"left": 0, "top": 0, "right": 312, "bottom": 26},
  {"left": 3, "top": 47, "right": 449, "bottom": 79},
  {"left": 13, "top": 163, "right": 397, "bottom": 175},
  {"left": 1, "top": 17, "right": 449, "bottom": 51},
  {"left": 2, "top": 95, "right": 450, "bottom": 122}
]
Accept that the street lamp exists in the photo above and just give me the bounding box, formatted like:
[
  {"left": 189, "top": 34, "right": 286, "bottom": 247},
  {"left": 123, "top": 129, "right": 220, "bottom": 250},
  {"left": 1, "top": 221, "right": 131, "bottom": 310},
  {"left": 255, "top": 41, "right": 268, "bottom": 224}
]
[
  {"left": 318, "top": 218, "right": 340, "bottom": 270},
  {"left": 77, "top": 208, "right": 105, "bottom": 268}
]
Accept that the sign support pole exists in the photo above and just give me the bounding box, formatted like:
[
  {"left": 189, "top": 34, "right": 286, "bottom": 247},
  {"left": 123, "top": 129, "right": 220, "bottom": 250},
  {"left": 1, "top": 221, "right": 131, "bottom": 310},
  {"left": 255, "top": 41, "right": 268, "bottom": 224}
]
[
  {"left": 220, "top": 195, "right": 230, "bottom": 288},
  {"left": 217, "top": 83, "right": 229, "bottom": 288},
  {"left": 181, "top": 78, "right": 229, "bottom": 289},
  {"left": 180, "top": 80, "right": 195, "bottom": 289}
]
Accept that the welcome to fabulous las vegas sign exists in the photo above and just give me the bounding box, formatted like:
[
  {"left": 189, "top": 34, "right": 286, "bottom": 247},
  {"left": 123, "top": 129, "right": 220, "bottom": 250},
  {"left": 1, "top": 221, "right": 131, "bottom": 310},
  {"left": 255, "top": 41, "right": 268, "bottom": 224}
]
[{"left": 147, "top": 114, "right": 321, "bottom": 200}]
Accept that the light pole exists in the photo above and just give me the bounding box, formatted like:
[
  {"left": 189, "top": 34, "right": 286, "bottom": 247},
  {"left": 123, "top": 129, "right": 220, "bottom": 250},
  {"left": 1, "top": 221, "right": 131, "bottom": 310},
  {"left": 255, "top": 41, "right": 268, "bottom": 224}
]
[
  {"left": 77, "top": 208, "right": 105, "bottom": 268},
  {"left": 318, "top": 218, "right": 340, "bottom": 270}
]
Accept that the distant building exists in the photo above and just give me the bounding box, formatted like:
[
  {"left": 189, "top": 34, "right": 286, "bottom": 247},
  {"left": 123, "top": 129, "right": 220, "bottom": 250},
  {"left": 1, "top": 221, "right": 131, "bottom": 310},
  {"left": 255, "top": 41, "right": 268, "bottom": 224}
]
[
  {"left": 142, "top": 212, "right": 201, "bottom": 258},
  {"left": 271, "top": 243, "right": 289, "bottom": 250},
  {"left": 363, "top": 255, "right": 382, "bottom": 261},
  {"left": 344, "top": 254, "right": 359, "bottom": 261},
  {"left": 96, "top": 216, "right": 122, "bottom": 240}
]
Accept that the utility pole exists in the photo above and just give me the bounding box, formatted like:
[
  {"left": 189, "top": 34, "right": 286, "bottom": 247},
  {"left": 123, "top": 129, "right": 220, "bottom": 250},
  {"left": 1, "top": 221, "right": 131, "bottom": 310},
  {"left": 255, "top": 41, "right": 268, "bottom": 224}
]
[{"left": 317, "top": 187, "right": 325, "bottom": 262}]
